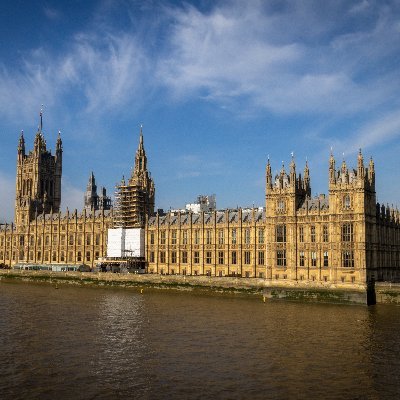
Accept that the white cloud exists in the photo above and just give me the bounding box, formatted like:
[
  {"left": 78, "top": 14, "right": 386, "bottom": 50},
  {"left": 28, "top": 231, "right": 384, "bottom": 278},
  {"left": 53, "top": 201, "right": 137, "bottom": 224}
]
[
  {"left": 157, "top": 1, "right": 400, "bottom": 115},
  {"left": 343, "top": 110, "right": 400, "bottom": 153}
]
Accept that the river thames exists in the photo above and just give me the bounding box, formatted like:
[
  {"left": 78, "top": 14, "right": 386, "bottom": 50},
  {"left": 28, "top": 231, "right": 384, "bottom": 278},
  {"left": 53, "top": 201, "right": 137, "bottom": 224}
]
[{"left": 0, "top": 281, "right": 399, "bottom": 399}]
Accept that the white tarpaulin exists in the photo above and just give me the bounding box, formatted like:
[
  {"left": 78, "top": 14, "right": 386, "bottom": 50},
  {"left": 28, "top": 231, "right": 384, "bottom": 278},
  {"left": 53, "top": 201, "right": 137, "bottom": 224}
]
[{"left": 107, "top": 228, "right": 144, "bottom": 258}]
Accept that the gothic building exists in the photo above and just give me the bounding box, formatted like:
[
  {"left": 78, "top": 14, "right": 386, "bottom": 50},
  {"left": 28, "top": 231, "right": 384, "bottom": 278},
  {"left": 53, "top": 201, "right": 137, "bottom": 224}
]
[
  {"left": 113, "top": 127, "right": 155, "bottom": 228},
  {"left": 1, "top": 112, "right": 400, "bottom": 287},
  {"left": 15, "top": 111, "right": 62, "bottom": 227},
  {"left": 84, "top": 172, "right": 111, "bottom": 212}
]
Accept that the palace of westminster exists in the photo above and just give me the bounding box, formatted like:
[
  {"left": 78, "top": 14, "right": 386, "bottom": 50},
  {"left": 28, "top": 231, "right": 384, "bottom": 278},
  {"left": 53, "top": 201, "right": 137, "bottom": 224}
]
[{"left": 1, "top": 112, "right": 400, "bottom": 285}]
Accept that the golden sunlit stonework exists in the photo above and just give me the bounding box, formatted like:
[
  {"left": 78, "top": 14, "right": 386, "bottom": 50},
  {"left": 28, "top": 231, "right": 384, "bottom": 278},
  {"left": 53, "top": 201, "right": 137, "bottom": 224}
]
[{"left": 1, "top": 114, "right": 400, "bottom": 291}]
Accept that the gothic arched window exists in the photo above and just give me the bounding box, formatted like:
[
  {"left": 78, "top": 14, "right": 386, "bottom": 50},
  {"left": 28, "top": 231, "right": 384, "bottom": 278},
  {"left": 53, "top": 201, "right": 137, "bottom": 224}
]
[{"left": 343, "top": 194, "right": 351, "bottom": 210}]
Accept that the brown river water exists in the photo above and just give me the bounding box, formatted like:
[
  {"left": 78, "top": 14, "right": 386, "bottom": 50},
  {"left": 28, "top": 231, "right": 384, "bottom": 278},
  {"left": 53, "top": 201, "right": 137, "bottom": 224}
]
[{"left": 0, "top": 281, "right": 399, "bottom": 399}]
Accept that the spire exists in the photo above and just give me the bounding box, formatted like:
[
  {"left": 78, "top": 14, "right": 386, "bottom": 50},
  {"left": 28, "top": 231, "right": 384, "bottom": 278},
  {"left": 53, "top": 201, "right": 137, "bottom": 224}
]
[
  {"left": 289, "top": 152, "right": 296, "bottom": 186},
  {"left": 280, "top": 161, "right": 285, "bottom": 175},
  {"left": 304, "top": 158, "right": 310, "bottom": 189},
  {"left": 18, "top": 130, "right": 25, "bottom": 156},
  {"left": 40, "top": 104, "right": 43, "bottom": 132},
  {"left": 329, "top": 148, "right": 336, "bottom": 184},
  {"left": 368, "top": 156, "right": 375, "bottom": 187},
  {"left": 133, "top": 125, "right": 147, "bottom": 177},
  {"left": 266, "top": 156, "right": 272, "bottom": 188},
  {"left": 341, "top": 153, "right": 347, "bottom": 173},
  {"left": 357, "top": 148, "right": 365, "bottom": 179},
  {"left": 290, "top": 152, "right": 296, "bottom": 172},
  {"left": 56, "top": 130, "right": 62, "bottom": 154}
]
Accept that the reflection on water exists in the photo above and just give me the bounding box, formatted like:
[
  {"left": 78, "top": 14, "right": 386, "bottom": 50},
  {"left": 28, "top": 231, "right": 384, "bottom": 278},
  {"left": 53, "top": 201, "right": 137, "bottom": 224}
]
[{"left": 0, "top": 282, "right": 399, "bottom": 399}]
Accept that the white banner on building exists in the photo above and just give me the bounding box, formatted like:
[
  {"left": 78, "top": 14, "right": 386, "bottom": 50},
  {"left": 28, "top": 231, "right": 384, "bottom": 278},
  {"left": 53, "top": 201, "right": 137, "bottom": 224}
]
[{"left": 107, "top": 228, "right": 144, "bottom": 258}]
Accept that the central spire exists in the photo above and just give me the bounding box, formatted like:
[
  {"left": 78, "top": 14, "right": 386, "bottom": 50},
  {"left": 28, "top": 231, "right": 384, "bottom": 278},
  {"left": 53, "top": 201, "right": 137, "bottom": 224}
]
[{"left": 133, "top": 125, "right": 147, "bottom": 176}]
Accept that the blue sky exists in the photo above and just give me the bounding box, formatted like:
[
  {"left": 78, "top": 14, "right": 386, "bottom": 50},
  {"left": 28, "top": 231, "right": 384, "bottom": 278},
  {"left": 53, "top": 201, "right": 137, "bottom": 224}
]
[{"left": 1, "top": 0, "right": 400, "bottom": 221}]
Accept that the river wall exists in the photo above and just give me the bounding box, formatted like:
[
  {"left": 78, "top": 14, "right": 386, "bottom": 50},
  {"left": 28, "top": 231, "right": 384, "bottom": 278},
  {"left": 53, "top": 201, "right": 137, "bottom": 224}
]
[{"left": 2, "top": 269, "right": 397, "bottom": 305}]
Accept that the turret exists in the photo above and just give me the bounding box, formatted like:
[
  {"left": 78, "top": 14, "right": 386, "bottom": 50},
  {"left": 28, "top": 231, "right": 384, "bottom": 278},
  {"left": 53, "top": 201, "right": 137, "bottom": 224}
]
[
  {"left": 18, "top": 130, "right": 25, "bottom": 159},
  {"left": 266, "top": 157, "right": 272, "bottom": 190},
  {"left": 329, "top": 149, "right": 336, "bottom": 185},
  {"left": 114, "top": 126, "right": 155, "bottom": 228},
  {"left": 134, "top": 125, "right": 147, "bottom": 176},
  {"left": 14, "top": 108, "right": 62, "bottom": 226},
  {"left": 303, "top": 159, "right": 310, "bottom": 195},
  {"left": 357, "top": 148, "right": 365, "bottom": 180},
  {"left": 289, "top": 153, "right": 296, "bottom": 185},
  {"left": 368, "top": 157, "right": 375, "bottom": 188},
  {"left": 84, "top": 172, "right": 98, "bottom": 211}
]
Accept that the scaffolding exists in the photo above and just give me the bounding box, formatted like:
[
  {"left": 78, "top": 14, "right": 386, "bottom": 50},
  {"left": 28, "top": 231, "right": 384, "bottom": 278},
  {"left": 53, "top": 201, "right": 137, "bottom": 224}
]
[{"left": 113, "top": 182, "right": 147, "bottom": 228}]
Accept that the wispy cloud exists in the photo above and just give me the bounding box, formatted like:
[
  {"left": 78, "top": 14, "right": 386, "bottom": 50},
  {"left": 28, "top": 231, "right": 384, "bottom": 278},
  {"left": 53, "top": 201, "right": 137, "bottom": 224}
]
[
  {"left": 341, "top": 110, "right": 400, "bottom": 153},
  {"left": 1, "top": 1, "right": 399, "bottom": 124},
  {"left": 43, "top": 6, "right": 61, "bottom": 20},
  {"left": 158, "top": 1, "right": 400, "bottom": 115}
]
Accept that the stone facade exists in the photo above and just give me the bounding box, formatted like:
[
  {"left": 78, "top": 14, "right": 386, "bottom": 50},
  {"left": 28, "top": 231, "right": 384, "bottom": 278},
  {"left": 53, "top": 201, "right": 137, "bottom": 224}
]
[{"left": 1, "top": 114, "right": 400, "bottom": 287}]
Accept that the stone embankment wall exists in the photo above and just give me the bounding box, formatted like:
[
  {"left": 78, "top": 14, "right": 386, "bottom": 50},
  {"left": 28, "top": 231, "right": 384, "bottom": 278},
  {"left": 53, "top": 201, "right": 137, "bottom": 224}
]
[{"left": 2, "top": 270, "right": 400, "bottom": 305}]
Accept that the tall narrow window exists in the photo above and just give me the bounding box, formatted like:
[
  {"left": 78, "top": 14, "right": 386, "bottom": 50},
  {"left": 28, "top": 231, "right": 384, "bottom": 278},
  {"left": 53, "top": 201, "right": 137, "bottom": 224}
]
[
  {"left": 277, "top": 250, "right": 286, "bottom": 267},
  {"left": 159, "top": 251, "right": 166, "bottom": 263},
  {"left": 311, "top": 251, "right": 317, "bottom": 267},
  {"left": 206, "top": 230, "right": 212, "bottom": 245},
  {"left": 231, "top": 229, "right": 237, "bottom": 245},
  {"left": 171, "top": 251, "right": 177, "bottom": 264},
  {"left": 231, "top": 251, "right": 237, "bottom": 265},
  {"left": 218, "top": 251, "right": 224, "bottom": 264},
  {"left": 258, "top": 229, "right": 264, "bottom": 244},
  {"left": 311, "top": 226, "right": 316, "bottom": 243},
  {"left": 258, "top": 251, "right": 265, "bottom": 265},
  {"left": 342, "top": 224, "right": 353, "bottom": 242},
  {"left": 160, "top": 231, "right": 166, "bottom": 245},
  {"left": 171, "top": 230, "right": 177, "bottom": 245},
  {"left": 206, "top": 251, "right": 212, "bottom": 264},
  {"left": 276, "top": 225, "right": 286, "bottom": 242},
  {"left": 323, "top": 251, "right": 329, "bottom": 267},
  {"left": 344, "top": 194, "right": 351, "bottom": 210},
  {"left": 194, "top": 229, "right": 200, "bottom": 245},
  {"left": 182, "top": 230, "right": 188, "bottom": 245},
  {"left": 244, "top": 229, "right": 251, "bottom": 244},
  {"left": 218, "top": 230, "right": 224, "bottom": 245},
  {"left": 244, "top": 251, "right": 251, "bottom": 264},
  {"left": 343, "top": 251, "right": 354, "bottom": 268},
  {"left": 299, "top": 251, "right": 305, "bottom": 267},
  {"left": 150, "top": 232, "right": 155, "bottom": 245},
  {"left": 299, "top": 227, "right": 304, "bottom": 243},
  {"left": 194, "top": 251, "right": 200, "bottom": 264},
  {"left": 181, "top": 251, "right": 188, "bottom": 264},
  {"left": 323, "top": 225, "right": 329, "bottom": 242}
]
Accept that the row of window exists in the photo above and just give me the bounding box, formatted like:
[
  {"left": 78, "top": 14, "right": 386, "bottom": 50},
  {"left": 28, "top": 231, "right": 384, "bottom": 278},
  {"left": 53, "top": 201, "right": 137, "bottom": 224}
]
[
  {"left": 148, "top": 224, "right": 355, "bottom": 246},
  {"left": 276, "top": 224, "right": 353, "bottom": 243},
  {"left": 276, "top": 250, "right": 354, "bottom": 268},
  {"left": 152, "top": 250, "right": 265, "bottom": 265},
  {"left": 1, "top": 250, "right": 100, "bottom": 263},
  {"left": 150, "top": 228, "right": 265, "bottom": 245},
  {"left": 2, "top": 233, "right": 104, "bottom": 247}
]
